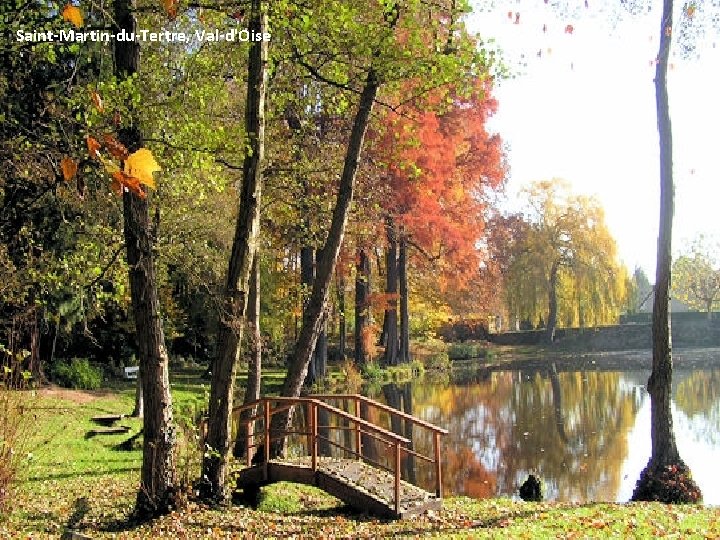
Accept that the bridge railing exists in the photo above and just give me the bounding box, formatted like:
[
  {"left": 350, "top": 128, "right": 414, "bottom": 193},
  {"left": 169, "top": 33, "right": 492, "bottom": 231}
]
[
  {"left": 231, "top": 394, "right": 446, "bottom": 515},
  {"left": 309, "top": 393, "right": 448, "bottom": 499}
]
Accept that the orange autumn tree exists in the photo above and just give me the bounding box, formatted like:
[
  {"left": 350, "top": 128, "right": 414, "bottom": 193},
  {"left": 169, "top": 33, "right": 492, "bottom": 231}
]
[{"left": 370, "top": 77, "right": 506, "bottom": 364}]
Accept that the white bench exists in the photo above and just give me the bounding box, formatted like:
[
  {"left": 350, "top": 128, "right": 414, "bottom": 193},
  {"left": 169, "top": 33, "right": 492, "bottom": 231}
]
[{"left": 124, "top": 366, "right": 139, "bottom": 379}]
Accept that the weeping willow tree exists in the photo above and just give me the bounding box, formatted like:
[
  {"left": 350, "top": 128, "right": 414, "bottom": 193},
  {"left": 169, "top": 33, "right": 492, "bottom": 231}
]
[{"left": 504, "top": 179, "right": 629, "bottom": 339}]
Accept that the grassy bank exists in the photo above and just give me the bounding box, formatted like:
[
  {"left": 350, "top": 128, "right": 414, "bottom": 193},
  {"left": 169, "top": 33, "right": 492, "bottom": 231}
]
[{"left": 3, "top": 386, "right": 719, "bottom": 538}]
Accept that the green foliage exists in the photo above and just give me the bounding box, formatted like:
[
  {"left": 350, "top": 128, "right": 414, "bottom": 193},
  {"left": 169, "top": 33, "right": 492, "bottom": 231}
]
[
  {"left": 446, "top": 343, "right": 497, "bottom": 363},
  {"left": 424, "top": 352, "right": 452, "bottom": 370},
  {"left": 672, "top": 235, "right": 720, "bottom": 315},
  {"left": 50, "top": 358, "right": 102, "bottom": 390},
  {"left": 448, "top": 343, "right": 483, "bottom": 360},
  {"left": 361, "top": 360, "right": 384, "bottom": 382}
]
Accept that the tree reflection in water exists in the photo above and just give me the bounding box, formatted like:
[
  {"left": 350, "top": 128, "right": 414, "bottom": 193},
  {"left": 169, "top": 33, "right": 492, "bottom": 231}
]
[{"left": 377, "top": 366, "right": 658, "bottom": 502}]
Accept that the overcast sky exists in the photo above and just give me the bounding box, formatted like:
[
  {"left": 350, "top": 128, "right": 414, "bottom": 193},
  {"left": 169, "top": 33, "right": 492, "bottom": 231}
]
[{"left": 468, "top": 2, "right": 720, "bottom": 278}]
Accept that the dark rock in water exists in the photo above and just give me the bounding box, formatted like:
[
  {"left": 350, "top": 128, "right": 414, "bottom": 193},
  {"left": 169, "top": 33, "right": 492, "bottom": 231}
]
[{"left": 519, "top": 474, "right": 543, "bottom": 501}]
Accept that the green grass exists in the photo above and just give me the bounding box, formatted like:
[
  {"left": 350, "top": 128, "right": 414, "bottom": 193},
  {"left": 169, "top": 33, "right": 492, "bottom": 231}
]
[{"left": 3, "top": 375, "right": 720, "bottom": 538}]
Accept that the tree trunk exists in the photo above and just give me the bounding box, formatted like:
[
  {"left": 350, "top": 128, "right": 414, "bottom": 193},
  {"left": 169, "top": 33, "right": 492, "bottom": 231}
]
[
  {"left": 200, "top": 0, "right": 267, "bottom": 502},
  {"left": 632, "top": 0, "right": 700, "bottom": 503},
  {"left": 354, "top": 248, "right": 372, "bottom": 365},
  {"left": 398, "top": 235, "right": 410, "bottom": 363},
  {"left": 545, "top": 261, "right": 559, "bottom": 344},
  {"left": 383, "top": 218, "right": 399, "bottom": 366},
  {"left": 113, "top": 0, "right": 176, "bottom": 517},
  {"left": 301, "top": 246, "right": 317, "bottom": 386},
  {"left": 315, "top": 318, "right": 327, "bottom": 380},
  {"left": 270, "top": 67, "right": 381, "bottom": 457},
  {"left": 648, "top": 0, "right": 679, "bottom": 471},
  {"left": 233, "top": 256, "right": 262, "bottom": 459},
  {"left": 131, "top": 372, "right": 144, "bottom": 419},
  {"left": 337, "top": 271, "right": 347, "bottom": 360}
]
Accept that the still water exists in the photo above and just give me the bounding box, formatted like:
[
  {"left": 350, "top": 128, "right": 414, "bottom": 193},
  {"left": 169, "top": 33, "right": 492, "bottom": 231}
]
[{"left": 367, "top": 363, "right": 720, "bottom": 504}]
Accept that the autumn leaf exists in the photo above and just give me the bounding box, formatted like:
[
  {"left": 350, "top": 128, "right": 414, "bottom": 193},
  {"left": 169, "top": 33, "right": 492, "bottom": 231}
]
[
  {"left": 124, "top": 148, "right": 160, "bottom": 189},
  {"left": 62, "top": 3, "right": 83, "bottom": 28},
  {"left": 86, "top": 136, "right": 101, "bottom": 159},
  {"left": 686, "top": 3, "right": 697, "bottom": 18},
  {"left": 112, "top": 170, "right": 146, "bottom": 199},
  {"left": 90, "top": 90, "right": 104, "bottom": 112},
  {"left": 102, "top": 134, "right": 129, "bottom": 160},
  {"left": 109, "top": 175, "right": 124, "bottom": 196},
  {"left": 161, "top": 0, "right": 178, "bottom": 19},
  {"left": 60, "top": 157, "right": 78, "bottom": 182}
]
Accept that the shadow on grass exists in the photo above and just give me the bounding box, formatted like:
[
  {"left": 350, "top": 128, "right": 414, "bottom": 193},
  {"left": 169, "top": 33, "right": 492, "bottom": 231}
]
[{"left": 25, "top": 466, "right": 140, "bottom": 483}]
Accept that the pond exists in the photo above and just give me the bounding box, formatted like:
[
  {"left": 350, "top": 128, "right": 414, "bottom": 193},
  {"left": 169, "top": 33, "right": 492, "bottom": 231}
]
[{"left": 362, "top": 358, "right": 720, "bottom": 505}]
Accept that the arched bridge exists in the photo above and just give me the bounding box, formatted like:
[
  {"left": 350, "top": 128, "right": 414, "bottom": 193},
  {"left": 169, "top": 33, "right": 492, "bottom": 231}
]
[{"left": 232, "top": 394, "right": 447, "bottom": 519}]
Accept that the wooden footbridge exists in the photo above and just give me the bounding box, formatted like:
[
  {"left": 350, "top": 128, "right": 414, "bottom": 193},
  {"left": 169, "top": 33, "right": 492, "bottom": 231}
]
[{"left": 232, "top": 394, "right": 448, "bottom": 519}]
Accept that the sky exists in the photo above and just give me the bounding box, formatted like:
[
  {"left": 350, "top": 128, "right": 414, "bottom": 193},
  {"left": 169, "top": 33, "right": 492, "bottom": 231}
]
[{"left": 467, "top": 1, "right": 720, "bottom": 278}]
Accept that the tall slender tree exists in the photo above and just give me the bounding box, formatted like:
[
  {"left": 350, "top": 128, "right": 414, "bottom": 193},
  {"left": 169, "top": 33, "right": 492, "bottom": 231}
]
[
  {"left": 200, "top": 0, "right": 268, "bottom": 502},
  {"left": 113, "top": 0, "right": 177, "bottom": 517},
  {"left": 632, "top": 0, "right": 700, "bottom": 502}
]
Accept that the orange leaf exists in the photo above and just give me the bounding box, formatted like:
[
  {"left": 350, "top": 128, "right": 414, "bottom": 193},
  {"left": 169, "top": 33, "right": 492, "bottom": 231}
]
[
  {"left": 102, "top": 134, "right": 129, "bottom": 160},
  {"left": 60, "top": 157, "right": 78, "bottom": 182},
  {"left": 112, "top": 170, "right": 146, "bottom": 199},
  {"left": 110, "top": 176, "right": 123, "bottom": 196},
  {"left": 686, "top": 4, "right": 696, "bottom": 18},
  {"left": 161, "top": 0, "right": 178, "bottom": 19},
  {"left": 62, "top": 4, "right": 83, "bottom": 28},
  {"left": 90, "top": 90, "right": 104, "bottom": 112},
  {"left": 86, "top": 136, "right": 101, "bottom": 159}
]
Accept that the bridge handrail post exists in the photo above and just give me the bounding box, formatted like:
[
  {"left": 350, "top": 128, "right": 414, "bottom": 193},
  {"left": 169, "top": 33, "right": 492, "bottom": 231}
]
[
  {"left": 434, "top": 431, "right": 442, "bottom": 498},
  {"left": 394, "top": 441, "right": 401, "bottom": 516},
  {"left": 246, "top": 420, "right": 252, "bottom": 468},
  {"left": 354, "top": 396, "right": 361, "bottom": 460},
  {"left": 263, "top": 399, "right": 270, "bottom": 480},
  {"left": 305, "top": 401, "right": 312, "bottom": 455},
  {"left": 311, "top": 401, "right": 318, "bottom": 471}
]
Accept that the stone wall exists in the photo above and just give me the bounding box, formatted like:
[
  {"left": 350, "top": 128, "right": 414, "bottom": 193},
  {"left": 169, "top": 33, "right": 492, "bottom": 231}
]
[{"left": 487, "top": 317, "right": 720, "bottom": 350}]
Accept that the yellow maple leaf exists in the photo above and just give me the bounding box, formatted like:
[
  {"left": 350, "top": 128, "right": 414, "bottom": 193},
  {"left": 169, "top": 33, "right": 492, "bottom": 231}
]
[
  {"left": 62, "top": 4, "right": 84, "bottom": 28},
  {"left": 124, "top": 148, "right": 160, "bottom": 189}
]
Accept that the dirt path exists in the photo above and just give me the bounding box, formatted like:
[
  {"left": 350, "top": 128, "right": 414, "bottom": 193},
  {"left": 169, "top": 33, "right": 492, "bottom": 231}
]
[{"left": 37, "top": 385, "right": 117, "bottom": 404}]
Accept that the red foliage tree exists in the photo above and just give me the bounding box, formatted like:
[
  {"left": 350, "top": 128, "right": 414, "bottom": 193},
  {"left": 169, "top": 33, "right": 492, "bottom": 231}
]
[{"left": 368, "top": 77, "right": 506, "bottom": 361}]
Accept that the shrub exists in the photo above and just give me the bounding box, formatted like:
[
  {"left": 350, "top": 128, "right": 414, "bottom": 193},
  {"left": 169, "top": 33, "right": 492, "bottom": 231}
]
[
  {"left": 361, "top": 361, "right": 383, "bottom": 382},
  {"left": 0, "top": 360, "right": 35, "bottom": 515},
  {"left": 448, "top": 343, "right": 482, "bottom": 360},
  {"left": 339, "top": 359, "right": 362, "bottom": 391},
  {"left": 425, "top": 352, "right": 451, "bottom": 370},
  {"left": 50, "top": 358, "right": 102, "bottom": 390}
]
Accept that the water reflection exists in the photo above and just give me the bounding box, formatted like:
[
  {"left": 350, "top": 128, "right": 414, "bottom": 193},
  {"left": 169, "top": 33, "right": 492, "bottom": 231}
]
[{"left": 373, "top": 364, "right": 720, "bottom": 504}]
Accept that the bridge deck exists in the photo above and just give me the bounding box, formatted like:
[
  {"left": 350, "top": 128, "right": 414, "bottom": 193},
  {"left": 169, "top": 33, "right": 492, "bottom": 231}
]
[{"left": 235, "top": 457, "right": 440, "bottom": 519}]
